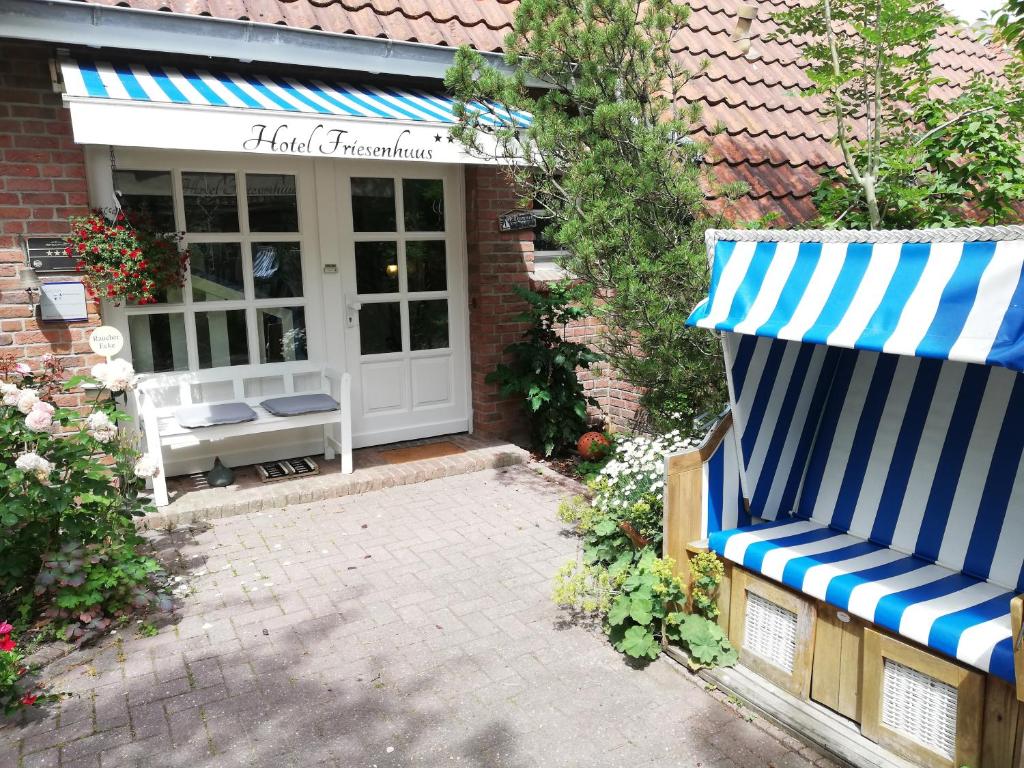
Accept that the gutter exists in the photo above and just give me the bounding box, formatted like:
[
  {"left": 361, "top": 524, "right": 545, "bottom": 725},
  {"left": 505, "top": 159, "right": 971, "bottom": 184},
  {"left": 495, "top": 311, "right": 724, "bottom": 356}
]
[{"left": 0, "top": 0, "right": 532, "bottom": 83}]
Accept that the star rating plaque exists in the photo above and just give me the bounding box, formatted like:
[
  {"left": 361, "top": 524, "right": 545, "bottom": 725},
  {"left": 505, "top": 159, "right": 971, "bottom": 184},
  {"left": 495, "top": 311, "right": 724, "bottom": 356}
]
[{"left": 22, "top": 236, "right": 77, "bottom": 273}]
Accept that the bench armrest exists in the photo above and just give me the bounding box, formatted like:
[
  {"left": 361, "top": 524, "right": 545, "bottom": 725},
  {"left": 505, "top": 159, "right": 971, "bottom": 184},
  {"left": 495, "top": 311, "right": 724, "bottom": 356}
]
[
  {"left": 663, "top": 411, "right": 743, "bottom": 579},
  {"left": 1013, "top": 595, "right": 1024, "bottom": 701}
]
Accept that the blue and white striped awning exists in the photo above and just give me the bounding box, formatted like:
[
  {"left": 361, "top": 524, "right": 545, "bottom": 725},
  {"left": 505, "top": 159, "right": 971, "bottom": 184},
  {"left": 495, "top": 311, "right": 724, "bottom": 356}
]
[
  {"left": 58, "top": 59, "right": 530, "bottom": 164},
  {"left": 687, "top": 229, "right": 1024, "bottom": 373}
]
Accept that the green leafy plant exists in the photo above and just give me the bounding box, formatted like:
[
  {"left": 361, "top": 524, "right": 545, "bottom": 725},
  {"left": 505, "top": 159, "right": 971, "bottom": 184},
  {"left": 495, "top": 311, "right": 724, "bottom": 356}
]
[
  {"left": 776, "top": 0, "right": 1024, "bottom": 229},
  {"left": 688, "top": 551, "right": 724, "bottom": 621},
  {"left": 0, "top": 354, "right": 168, "bottom": 640},
  {"left": 487, "top": 282, "right": 602, "bottom": 456},
  {"left": 666, "top": 613, "right": 738, "bottom": 671},
  {"left": 994, "top": 0, "right": 1024, "bottom": 58},
  {"left": 0, "top": 621, "right": 61, "bottom": 715},
  {"left": 446, "top": 0, "right": 738, "bottom": 433},
  {"left": 606, "top": 551, "right": 687, "bottom": 660}
]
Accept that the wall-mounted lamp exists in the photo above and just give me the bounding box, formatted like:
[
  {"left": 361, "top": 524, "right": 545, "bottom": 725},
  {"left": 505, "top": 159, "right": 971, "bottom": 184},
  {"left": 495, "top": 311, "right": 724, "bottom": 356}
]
[{"left": 732, "top": 4, "right": 758, "bottom": 55}]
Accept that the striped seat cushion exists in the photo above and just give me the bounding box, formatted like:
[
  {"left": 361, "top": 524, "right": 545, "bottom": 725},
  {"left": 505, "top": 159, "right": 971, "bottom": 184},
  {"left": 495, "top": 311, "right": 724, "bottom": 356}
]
[{"left": 709, "top": 518, "right": 1017, "bottom": 683}]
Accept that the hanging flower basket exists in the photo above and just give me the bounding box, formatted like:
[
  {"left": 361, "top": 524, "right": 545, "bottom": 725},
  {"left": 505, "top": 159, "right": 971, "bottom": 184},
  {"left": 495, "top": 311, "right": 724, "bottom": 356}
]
[{"left": 64, "top": 211, "right": 189, "bottom": 305}]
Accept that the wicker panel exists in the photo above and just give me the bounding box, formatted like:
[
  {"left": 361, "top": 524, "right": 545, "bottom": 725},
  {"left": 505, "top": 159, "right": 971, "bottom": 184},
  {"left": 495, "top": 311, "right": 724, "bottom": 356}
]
[
  {"left": 881, "top": 658, "right": 958, "bottom": 760},
  {"left": 743, "top": 591, "right": 798, "bottom": 673}
]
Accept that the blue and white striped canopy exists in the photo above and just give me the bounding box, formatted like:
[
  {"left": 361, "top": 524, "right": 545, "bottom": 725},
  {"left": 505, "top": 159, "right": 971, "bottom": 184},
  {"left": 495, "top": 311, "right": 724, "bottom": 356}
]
[
  {"left": 688, "top": 231, "right": 1024, "bottom": 373},
  {"left": 60, "top": 59, "right": 531, "bottom": 129}
]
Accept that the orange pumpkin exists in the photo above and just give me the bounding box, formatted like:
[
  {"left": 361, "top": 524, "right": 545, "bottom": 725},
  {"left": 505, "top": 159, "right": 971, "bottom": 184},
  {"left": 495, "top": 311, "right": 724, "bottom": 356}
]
[{"left": 577, "top": 431, "right": 612, "bottom": 460}]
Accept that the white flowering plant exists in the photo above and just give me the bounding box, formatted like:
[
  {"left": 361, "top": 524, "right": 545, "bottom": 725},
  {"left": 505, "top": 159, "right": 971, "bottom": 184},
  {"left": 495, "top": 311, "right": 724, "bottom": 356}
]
[{"left": 0, "top": 354, "right": 166, "bottom": 644}]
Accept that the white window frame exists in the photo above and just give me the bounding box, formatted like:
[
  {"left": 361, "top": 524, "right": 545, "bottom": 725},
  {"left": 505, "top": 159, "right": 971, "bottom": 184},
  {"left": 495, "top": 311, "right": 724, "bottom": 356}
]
[{"left": 88, "top": 149, "right": 323, "bottom": 377}]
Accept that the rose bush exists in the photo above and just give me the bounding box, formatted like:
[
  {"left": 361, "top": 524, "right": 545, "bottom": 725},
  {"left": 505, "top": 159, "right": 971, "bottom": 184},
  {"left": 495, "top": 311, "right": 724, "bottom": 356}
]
[
  {"left": 0, "top": 354, "right": 168, "bottom": 642},
  {"left": 64, "top": 210, "right": 188, "bottom": 304}
]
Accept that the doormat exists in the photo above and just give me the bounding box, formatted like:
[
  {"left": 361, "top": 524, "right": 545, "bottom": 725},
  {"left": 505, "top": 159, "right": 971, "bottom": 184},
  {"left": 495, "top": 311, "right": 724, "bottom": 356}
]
[
  {"left": 256, "top": 456, "right": 320, "bottom": 483},
  {"left": 379, "top": 441, "right": 466, "bottom": 464}
]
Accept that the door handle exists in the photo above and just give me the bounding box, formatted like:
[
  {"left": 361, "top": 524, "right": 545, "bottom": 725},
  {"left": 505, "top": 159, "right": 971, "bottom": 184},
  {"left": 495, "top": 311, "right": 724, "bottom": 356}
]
[{"left": 345, "top": 298, "right": 361, "bottom": 329}]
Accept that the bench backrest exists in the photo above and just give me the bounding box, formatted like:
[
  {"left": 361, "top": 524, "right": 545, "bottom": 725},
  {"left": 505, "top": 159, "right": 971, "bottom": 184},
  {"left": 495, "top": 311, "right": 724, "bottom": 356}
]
[
  {"left": 725, "top": 333, "right": 842, "bottom": 523},
  {"left": 795, "top": 348, "right": 1024, "bottom": 591},
  {"left": 136, "top": 363, "right": 328, "bottom": 415}
]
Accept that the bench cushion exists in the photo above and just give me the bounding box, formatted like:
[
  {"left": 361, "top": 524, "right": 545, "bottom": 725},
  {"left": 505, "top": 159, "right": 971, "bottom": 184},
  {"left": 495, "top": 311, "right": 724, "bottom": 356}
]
[
  {"left": 175, "top": 402, "right": 258, "bottom": 429},
  {"left": 260, "top": 393, "right": 339, "bottom": 417},
  {"left": 709, "top": 518, "right": 1017, "bottom": 683}
]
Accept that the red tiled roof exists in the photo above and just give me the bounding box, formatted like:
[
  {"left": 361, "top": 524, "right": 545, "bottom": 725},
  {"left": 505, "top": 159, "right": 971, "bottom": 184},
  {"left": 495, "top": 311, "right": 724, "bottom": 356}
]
[{"left": 72, "top": 0, "right": 1015, "bottom": 224}]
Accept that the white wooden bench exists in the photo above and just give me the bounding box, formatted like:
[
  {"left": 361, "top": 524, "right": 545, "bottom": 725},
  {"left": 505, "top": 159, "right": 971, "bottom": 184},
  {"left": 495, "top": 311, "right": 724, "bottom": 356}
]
[{"left": 135, "top": 363, "right": 352, "bottom": 507}]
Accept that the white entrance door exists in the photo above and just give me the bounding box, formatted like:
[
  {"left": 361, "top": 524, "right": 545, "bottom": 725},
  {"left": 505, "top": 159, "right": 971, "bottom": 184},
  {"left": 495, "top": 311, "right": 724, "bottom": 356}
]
[{"left": 337, "top": 165, "right": 469, "bottom": 447}]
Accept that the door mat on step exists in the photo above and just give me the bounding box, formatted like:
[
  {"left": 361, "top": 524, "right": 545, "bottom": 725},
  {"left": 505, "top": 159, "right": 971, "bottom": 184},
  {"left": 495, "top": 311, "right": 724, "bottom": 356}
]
[
  {"left": 378, "top": 441, "right": 466, "bottom": 464},
  {"left": 256, "top": 456, "right": 320, "bottom": 483}
]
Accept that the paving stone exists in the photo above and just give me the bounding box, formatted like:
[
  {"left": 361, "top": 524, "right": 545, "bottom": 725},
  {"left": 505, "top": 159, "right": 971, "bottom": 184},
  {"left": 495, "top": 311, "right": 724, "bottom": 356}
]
[{"left": 3, "top": 465, "right": 834, "bottom": 767}]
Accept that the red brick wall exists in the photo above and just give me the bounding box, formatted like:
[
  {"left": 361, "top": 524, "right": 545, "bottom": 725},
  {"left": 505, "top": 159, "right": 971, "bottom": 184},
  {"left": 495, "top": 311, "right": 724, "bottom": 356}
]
[
  {"left": 464, "top": 165, "right": 643, "bottom": 442},
  {"left": 0, "top": 40, "right": 99, "bottom": 408}
]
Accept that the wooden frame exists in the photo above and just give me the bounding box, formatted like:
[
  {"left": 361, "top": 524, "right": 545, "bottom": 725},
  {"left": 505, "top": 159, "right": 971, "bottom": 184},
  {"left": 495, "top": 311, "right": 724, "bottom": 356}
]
[
  {"left": 811, "top": 603, "right": 864, "bottom": 722},
  {"left": 862, "top": 629, "right": 984, "bottom": 768},
  {"left": 663, "top": 411, "right": 733, "bottom": 582},
  {"left": 729, "top": 568, "right": 817, "bottom": 699}
]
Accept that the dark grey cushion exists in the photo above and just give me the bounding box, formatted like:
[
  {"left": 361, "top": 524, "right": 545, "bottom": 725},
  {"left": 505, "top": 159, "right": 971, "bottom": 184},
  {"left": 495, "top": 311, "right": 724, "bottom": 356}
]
[
  {"left": 175, "top": 402, "right": 258, "bottom": 429},
  {"left": 260, "top": 393, "right": 340, "bottom": 417}
]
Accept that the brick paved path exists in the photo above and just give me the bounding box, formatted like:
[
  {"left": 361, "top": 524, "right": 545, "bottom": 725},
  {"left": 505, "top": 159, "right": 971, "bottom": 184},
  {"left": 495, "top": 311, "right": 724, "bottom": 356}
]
[{"left": 2, "top": 466, "right": 835, "bottom": 768}]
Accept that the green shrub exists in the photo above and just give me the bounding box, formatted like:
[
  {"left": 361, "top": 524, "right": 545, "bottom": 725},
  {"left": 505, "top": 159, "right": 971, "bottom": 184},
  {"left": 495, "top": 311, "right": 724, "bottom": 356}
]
[
  {"left": 0, "top": 354, "right": 167, "bottom": 639},
  {"left": 486, "top": 282, "right": 602, "bottom": 457},
  {"left": 689, "top": 551, "right": 725, "bottom": 621}
]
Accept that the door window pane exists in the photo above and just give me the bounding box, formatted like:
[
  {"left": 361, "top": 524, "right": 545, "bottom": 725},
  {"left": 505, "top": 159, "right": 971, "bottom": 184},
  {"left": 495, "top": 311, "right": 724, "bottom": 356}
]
[
  {"left": 355, "top": 242, "right": 398, "bottom": 294},
  {"left": 247, "top": 174, "right": 298, "bottom": 232},
  {"left": 258, "top": 307, "right": 307, "bottom": 363},
  {"left": 252, "top": 242, "right": 303, "bottom": 299},
  {"left": 403, "top": 179, "right": 444, "bottom": 232},
  {"left": 114, "top": 170, "right": 176, "bottom": 232},
  {"left": 359, "top": 302, "right": 402, "bottom": 355},
  {"left": 406, "top": 241, "right": 447, "bottom": 292},
  {"left": 351, "top": 178, "right": 396, "bottom": 232},
  {"left": 190, "top": 243, "right": 244, "bottom": 302},
  {"left": 128, "top": 313, "right": 188, "bottom": 373},
  {"left": 183, "top": 172, "right": 239, "bottom": 232},
  {"left": 196, "top": 309, "right": 249, "bottom": 368},
  {"left": 409, "top": 300, "right": 449, "bottom": 350}
]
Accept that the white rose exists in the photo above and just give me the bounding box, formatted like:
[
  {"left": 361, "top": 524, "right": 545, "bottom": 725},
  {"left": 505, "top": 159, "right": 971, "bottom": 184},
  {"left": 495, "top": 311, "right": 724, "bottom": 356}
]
[
  {"left": 15, "top": 452, "right": 53, "bottom": 483},
  {"left": 86, "top": 411, "right": 118, "bottom": 443},
  {"left": 1, "top": 382, "right": 19, "bottom": 407},
  {"left": 134, "top": 455, "right": 160, "bottom": 479},
  {"left": 91, "top": 359, "right": 137, "bottom": 392},
  {"left": 15, "top": 388, "right": 39, "bottom": 414},
  {"left": 24, "top": 402, "right": 55, "bottom": 433}
]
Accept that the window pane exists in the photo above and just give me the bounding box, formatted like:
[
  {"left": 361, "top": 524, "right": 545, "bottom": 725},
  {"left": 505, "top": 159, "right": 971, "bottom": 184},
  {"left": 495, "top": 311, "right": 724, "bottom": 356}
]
[
  {"left": 183, "top": 172, "right": 239, "bottom": 233},
  {"left": 128, "top": 313, "right": 188, "bottom": 373},
  {"left": 403, "top": 179, "right": 444, "bottom": 232},
  {"left": 113, "top": 170, "right": 175, "bottom": 232},
  {"left": 247, "top": 174, "right": 298, "bottom": 232},
  {"left": 351, "top": 177, "right": 396, "bottom": 232},
  {"left": 191, "top": 243, "right": 244, "bottom": 302},
  {"left": 129, "top": 284, "right": 182, "bottom": 306},
  {"left": 252, "top": 242, "right": 303, "bottom": 299},
  {"left": 359, "top": 302, "right": 401, "bottom": 355},
  {"left": 409, "top": 299, "right": 449, "bottom": 350},
  {"left": 196, "top": 309, "right": 249, "bottom": 368},
  {"left": 258, "top": 307, "right": 307, "bottom": 363},
  {"left": 406, "top": 241, "right": 447, "bottom": 292},
  {"left": 355, "top": 242, "right": 398, "bottom": 295}
]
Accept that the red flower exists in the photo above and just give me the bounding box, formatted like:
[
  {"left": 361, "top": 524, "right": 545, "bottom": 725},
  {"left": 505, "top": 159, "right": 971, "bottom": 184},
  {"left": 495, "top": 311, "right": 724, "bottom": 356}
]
[
  {"left": 91, "top": 246, "right": 99, "bottom": 254},
  {"left": 0, "top": 636, "right": 15, "bottom": 652},
  {"left": 64, "top": 246, "right": 72, "bottom": 255},
  {"left": 77, "top": 243, "right": 86, "bottom": 253},
  {"left": 20, "top": 694, "right": 38, "bottom": 707}
]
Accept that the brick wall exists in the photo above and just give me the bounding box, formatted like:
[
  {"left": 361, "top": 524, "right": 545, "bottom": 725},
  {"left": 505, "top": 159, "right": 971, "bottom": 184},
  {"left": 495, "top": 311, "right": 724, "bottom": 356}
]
[
  {"left": 464, "top": 165, "right": 643, "bottom": 442},
  {"left": 0, "top": 40, "right": 99, "bottom": 407}
]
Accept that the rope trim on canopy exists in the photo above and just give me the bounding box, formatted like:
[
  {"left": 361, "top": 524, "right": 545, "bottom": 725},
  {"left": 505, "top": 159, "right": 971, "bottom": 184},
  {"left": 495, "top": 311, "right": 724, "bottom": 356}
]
[{"left": 705, "top": 225, "right": 1024, "bottom": 261}]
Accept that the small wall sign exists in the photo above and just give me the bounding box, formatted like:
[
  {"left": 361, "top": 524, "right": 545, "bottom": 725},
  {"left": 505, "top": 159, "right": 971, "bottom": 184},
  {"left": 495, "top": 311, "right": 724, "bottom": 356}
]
[
  {"left": 88, "top": 326, "right": 124, "bottom": 359},
  {"left": 39, "top": 282, "right": 88, "bottom": 322},
  {"left": 498, "top": 210, "right": 537, "bottom": 232},
  {"left": 23, "top": 236, "right": 77, "bottom": 273}
]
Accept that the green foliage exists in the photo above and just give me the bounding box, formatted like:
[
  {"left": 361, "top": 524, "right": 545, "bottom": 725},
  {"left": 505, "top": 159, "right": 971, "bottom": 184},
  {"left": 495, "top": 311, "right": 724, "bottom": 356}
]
[
  {"left": 606, "top": 551, "right": 687, "bottom": 660},
  {"left": 0, "top": 355, "right": 167, "bottom": 639},
  {"left": 665, "top": 613, "right": 738, "bottom": 670},
  {"left": 0, "top": 622, "right": 62, "bottom": 715},
  {"left": 777, "top": 0, "right": 1024, "bottom": 229},
  {"left": 994, "top": 0, "right": 1024, "bottom": 57},
  {"left": 486, "top": 282, "right": 601, "bottom": 456},
  {"left": 446, "top": 0, "right": 734, "bottom": 433},
  {"left": 689, "top": 551, "right": 724, "bottom": 621}
]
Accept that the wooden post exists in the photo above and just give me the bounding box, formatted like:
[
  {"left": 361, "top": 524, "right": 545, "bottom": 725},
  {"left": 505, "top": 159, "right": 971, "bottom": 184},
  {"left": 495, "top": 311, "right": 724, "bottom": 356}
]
[{"left": 1012, "top": 595, "right": 1024, "bottom": 702}]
